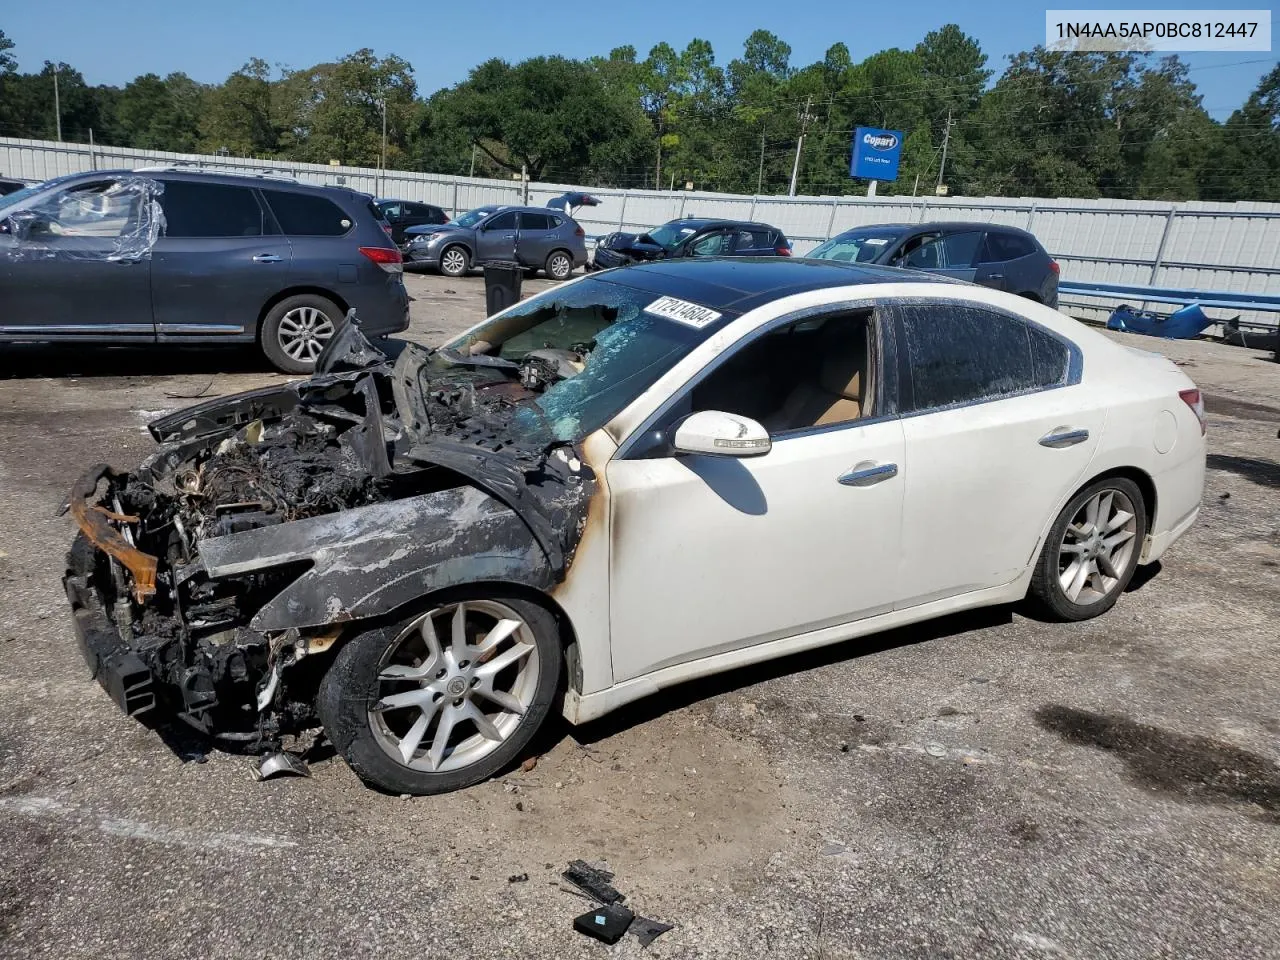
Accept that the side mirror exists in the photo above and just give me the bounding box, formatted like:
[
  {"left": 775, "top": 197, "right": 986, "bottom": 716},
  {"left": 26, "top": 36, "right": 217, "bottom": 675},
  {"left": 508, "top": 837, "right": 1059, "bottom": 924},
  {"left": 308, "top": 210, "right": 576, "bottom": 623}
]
[{"left": 672, "top": 411, "right": 771, "bottom": 458}]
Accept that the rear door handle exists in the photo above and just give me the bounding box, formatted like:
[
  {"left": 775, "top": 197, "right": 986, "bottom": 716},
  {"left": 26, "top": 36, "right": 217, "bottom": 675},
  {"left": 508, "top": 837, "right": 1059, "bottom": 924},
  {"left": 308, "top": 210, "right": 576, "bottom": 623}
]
[
  {"left": 1039, "top": 428, "right": 1089, "bottom": 448},
  {"left": 252, "top": 253, "right": 283, "bottom": 263},
  {"left": 838, "top": 462, "right": 899, "bottom": 486}
]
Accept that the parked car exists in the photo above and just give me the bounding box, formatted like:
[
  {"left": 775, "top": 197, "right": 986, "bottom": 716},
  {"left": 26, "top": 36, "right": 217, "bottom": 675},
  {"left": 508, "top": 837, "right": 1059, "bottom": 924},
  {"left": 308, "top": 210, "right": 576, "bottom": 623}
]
[
  {"left": 592, "top": 218, "right": 791, "bottom": 269},
  {"left": 0, "top": 176, "right": 28, "bottom": 196},
  {"left": 376, "top": 198, "right": 450, "bottom": 247},
  {"left": 0, "top": 168, "right": 409, "bottom": 374},
  {"left": 403, "top": 205, "right": 588, "bottom": 280},
  {"left": 65, "top": 257, "right": 1205, "bottom": 795},
  {"left": 806, "top": 222, "right": 1059, "bottom": 308}
]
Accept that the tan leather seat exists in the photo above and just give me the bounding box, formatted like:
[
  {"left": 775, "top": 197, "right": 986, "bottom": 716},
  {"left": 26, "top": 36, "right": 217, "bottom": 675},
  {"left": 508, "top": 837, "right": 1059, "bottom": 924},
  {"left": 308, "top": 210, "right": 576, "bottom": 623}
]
[{"left": 764, "top": 322, "right": 867, "bottom": 432}]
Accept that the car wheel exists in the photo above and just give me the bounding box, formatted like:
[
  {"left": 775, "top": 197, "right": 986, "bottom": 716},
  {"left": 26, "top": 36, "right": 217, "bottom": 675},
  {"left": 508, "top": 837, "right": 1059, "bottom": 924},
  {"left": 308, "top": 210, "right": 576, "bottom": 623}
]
[
  {"left": 545, "top": 250, "right": 573, "bottom": 281},
  {"left": 1029, "top": 476, "right": 1147, "bottom": 621},
  {"left": 317, "top": 591, "right": 562, "bottom": 795},
  {"left": 260, "top": 294, "right": 341, "bottom": 374},
  {"left": 439, "top": 245, "right": 470, "bottom": 278}
]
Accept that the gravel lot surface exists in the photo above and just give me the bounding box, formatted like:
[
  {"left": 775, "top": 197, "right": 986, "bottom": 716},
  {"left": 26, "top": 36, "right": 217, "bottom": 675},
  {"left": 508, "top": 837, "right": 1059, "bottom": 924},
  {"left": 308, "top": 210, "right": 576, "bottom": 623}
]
[{"left": 1, "top": 271, "right": 1278, "bottom": 959}]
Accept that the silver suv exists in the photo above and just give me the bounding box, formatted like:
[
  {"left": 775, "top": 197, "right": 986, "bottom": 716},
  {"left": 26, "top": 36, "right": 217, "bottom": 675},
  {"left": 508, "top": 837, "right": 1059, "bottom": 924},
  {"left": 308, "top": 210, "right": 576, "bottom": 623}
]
[{"left": 404, "top": 205, "right": 588, "bottom": 280}]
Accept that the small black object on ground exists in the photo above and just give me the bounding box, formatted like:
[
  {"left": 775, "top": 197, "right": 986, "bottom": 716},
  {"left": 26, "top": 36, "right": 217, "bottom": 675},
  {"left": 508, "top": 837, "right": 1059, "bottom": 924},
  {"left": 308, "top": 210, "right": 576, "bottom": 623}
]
[
  {"left": 573, "top": 903, "right": 634, "bottom": 945},
  {"left": 563, "top": 859, "right": 673, "bottom": 948}
]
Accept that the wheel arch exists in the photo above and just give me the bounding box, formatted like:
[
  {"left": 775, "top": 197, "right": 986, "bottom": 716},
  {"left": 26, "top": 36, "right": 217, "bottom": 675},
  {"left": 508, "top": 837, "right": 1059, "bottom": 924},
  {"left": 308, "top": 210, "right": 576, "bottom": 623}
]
[
  {"left": 1025, "top": 464, "right": 1158, "bottom": 572},
  {"left": 256, "top": 287, "right": 349, "bottom": 340}
]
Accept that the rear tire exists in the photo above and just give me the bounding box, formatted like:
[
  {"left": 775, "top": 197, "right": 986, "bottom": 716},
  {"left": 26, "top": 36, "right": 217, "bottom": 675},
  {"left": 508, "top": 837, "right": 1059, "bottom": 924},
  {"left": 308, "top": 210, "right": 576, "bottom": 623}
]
[
  {"left": 545, "top": 249, "right": 573, "bottom": 281},
  {"left": 260, "top": 294, "right": 342, "bottom": 375},
  {"left": 1029, "top": 476, "right": 1147, "bottom": 621},
  {"left": 317, "top": 590, "right": 563, "bottom": 795}
]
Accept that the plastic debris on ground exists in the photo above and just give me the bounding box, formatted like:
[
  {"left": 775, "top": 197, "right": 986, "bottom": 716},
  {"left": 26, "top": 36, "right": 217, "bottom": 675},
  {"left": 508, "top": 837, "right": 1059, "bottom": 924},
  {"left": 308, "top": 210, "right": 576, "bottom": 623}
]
[
  {"left": 562, "top": 860, "right": 673, "bottom": 948},
  {"left": 562, "top": 859, "right": 625, "bottom": 903},
  {"left": 573, "top": 903, "right": 634, "bottom": 945}
]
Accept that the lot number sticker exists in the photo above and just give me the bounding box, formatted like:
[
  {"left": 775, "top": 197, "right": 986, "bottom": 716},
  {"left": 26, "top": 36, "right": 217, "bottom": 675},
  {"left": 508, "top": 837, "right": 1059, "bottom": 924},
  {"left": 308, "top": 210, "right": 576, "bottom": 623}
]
[{"left": 645, "top": 296, "right": 723, "bottom": 329}]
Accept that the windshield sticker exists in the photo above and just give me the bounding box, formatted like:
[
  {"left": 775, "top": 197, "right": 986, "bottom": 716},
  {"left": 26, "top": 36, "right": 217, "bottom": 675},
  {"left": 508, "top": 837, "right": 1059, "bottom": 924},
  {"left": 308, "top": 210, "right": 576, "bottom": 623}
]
[
  {"left": 644, "top": 296, "right": 722, "bottom": 329},
  {"left": 862, "top": 237, "right": 889, "bottom": 245}
]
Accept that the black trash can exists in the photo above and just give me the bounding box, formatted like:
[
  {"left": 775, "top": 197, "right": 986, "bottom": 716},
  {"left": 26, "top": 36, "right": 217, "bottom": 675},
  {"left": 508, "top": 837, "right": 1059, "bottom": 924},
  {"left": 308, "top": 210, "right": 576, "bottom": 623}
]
[{"left": 483, "top": 261, "right": 524, "bottom": 316}]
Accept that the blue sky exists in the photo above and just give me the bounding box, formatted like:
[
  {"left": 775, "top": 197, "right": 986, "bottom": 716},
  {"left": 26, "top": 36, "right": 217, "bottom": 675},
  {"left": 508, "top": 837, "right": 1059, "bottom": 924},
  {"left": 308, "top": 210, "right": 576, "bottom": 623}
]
[{"left": 4, "top": 0, "right": 1276, "bottom": 119}]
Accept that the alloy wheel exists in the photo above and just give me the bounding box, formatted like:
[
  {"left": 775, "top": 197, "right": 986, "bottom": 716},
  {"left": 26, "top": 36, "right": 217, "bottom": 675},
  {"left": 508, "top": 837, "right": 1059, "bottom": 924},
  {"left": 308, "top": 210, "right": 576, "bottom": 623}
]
[
  {"left": 441, "top": 247, "right": 467, "bottom": 276},
  {"left": 548, "top": 253, "right": 571, "bottom": 280},
  {"left": 277, "top": 306, "right": 335, "bottom": 364},
  {"left": 369, "top": 601, "right": 540, "bottom": 773},
  {"left": 1056, "top": 488, "right": 1139, "bottom": 605}
]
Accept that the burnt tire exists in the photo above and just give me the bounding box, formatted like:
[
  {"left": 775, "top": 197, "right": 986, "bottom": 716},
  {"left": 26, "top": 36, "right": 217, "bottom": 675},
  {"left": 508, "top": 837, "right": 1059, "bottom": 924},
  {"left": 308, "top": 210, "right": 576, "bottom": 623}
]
[
  {"left": 1029, "top": 476, "right": 1147, "bottom": 622},
  {"left": 545, "top": 249, "right": 574, "bottom": 281},
  {"left": 260, "top": 294, "right": 343, "bottom": 375},
  {"left": 317, "top": 590, "right": 562, "bottom": 795}
]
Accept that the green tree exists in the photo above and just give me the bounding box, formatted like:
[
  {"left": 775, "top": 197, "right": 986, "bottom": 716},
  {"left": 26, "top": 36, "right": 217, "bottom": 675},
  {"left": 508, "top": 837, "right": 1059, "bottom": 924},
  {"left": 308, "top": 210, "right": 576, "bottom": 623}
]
[
  {"left": 1207, "top": 64, "right": 1280, "bottom": 201},
  {"left": 199, "top": 58, "right": 280, "bottom": 156},
  {"left": 116, "top": 72, "right": 205, "bottom": 151}
]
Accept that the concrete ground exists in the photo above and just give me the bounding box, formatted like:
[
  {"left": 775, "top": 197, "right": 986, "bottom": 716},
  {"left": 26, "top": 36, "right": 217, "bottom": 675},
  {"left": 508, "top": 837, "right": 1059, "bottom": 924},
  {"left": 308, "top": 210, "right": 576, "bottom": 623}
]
[{"left": 1, "top": 271, "right": 1278, "bottom": 959}]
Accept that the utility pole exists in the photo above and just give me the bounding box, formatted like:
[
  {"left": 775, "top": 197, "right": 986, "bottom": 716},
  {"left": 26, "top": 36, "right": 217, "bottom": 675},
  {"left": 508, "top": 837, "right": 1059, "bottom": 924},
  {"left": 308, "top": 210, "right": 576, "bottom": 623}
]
[
  {"left": 53, "top": 65, "right": 62, "bottom": 142},
  {"left": 469, "top": 144, "right": 477, "bottom": 178},
  {"left": 521, "top": 163, "right": 529, "bottom": 204},
  {"left": 378, "top": 97, "right": 388, "bottom": 197},
  {"left": 788, "top": 95, "right": 816, "bottom": 197},
  {"left": 936, "top": 107, "right": 954, "bottom": 195},
  {"left": 757, "top": 130, "right": 766, "bottom": 194}
]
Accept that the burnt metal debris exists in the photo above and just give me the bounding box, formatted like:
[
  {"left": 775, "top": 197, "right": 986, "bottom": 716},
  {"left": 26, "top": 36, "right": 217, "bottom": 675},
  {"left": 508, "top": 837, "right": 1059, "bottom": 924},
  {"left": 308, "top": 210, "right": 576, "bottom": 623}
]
[
  {"left": 63, "top": 317, "right": 596, "bottom": 756},
  {"left": 562, "top": 860, "right": 673, "bottom": 948}
]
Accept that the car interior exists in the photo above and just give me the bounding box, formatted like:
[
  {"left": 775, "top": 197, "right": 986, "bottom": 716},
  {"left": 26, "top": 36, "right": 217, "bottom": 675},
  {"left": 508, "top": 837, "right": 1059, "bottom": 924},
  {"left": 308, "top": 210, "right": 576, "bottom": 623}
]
[{"left": 689, "top": 309, "right": 875, "bottom": 434}]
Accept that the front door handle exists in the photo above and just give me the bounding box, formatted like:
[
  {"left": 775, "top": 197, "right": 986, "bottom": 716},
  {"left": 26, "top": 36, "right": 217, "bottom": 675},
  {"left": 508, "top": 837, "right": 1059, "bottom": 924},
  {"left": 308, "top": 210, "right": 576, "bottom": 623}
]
[
  {"left": 839, "top": 461, "right": 899, "bottom": 486},
  {"left": 252, "top": 253, "right": 283, "bottom": 263},
  {"left": 1039, "top": 428, "right": 1089, "bottom": 448}
]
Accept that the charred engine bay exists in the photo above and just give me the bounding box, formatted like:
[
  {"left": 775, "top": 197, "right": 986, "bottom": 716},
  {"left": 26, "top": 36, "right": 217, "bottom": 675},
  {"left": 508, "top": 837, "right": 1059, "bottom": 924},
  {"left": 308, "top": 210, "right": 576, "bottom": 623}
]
[{"left": 77, "top": 331, "right": 595, "bottom": 744}]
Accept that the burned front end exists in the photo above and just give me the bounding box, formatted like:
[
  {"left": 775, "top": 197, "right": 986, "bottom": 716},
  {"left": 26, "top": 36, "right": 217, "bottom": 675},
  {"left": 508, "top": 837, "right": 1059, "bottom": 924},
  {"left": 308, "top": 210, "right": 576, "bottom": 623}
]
[{"left": 62, "top": 326, "right": 595, "bottom": 751}]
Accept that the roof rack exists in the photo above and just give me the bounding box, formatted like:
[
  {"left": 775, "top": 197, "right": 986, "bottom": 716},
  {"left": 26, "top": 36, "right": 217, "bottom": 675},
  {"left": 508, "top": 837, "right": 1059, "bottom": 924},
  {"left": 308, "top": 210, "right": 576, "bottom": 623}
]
[{"left": 131, "top": 164, "right": 298, "bottom": 183}]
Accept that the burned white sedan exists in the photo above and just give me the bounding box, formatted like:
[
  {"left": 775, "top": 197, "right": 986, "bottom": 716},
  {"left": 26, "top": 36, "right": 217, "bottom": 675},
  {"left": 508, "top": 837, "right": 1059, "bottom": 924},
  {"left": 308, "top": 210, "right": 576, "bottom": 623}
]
[{"left": 64, "top": 258, "right": 1206, "bottom": 794}]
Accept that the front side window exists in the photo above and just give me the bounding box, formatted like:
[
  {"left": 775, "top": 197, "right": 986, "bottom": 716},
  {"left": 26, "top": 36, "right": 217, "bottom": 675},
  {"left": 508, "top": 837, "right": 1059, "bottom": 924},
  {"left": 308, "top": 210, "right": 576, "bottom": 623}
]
[
  {"left": 442, "top": 276, "right": 718, "bottom": 443},
  {"left": 485, "top": 211, "right": 519, "bottom": 231},
  {"left": 685, "top": 310, "right": 875, "bottom": 435},
  {"left": 25, "top": 180, "right": 144, "bottom": 239},
  {"left": 898, "top": 303, "right": 1069, "bottom": 412},
  {"left": 161, "top": 181, "right": 263, "bottom": 238},
  {"left": 901, "top": 231, "right": 983, "bottom": 269},
  {"left": 379, "top": 202, "right": 403, "bottom": 221},
  {"left": 262, "top": 190, "right": 352, "bottom": 236},
  {"left": 688, "top": 231, "right": 730, "bottom": 257}
]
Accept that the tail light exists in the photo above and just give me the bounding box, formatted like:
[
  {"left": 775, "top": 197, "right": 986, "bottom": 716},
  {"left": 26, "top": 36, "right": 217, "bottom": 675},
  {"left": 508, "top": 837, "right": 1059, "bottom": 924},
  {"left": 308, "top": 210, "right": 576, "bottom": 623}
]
[
  {"left": 1049, "top": 260, "right": 1060, "bottom": 275},
  {"left": 381, "top": 223, "right": 394, "bottom": 238},
  {"left": 359, "top": 245, "right": 403, "bottom": 275},
  {"left": 1179, "top": 388, "right": 1206, "bottom": 435},
  {"left": 775, "top": 246, "right": 791, "bottom": 256},
  {"left": 575, "top": 226, "right": 585, "bottom": 237}
]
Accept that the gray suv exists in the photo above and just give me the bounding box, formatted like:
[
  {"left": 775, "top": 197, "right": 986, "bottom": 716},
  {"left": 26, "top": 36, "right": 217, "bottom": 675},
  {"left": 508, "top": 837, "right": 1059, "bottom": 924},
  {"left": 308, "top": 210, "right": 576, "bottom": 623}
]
[
  {"left": 404, "top": 205, "right": 588, "bottom": 280},
  {"left": 0, "top": 169, "right": 410, "bottom": 373}
]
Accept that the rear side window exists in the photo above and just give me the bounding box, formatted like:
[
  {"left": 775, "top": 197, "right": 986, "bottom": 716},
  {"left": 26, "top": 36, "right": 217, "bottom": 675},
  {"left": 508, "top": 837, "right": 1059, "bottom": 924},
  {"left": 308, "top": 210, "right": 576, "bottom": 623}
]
[
  {"left": 898, "top": 303, "right": 1069, "bottom": 412},
  {"left": 262, "top": 190, "right": 353, "bottom": 236},
  {"left": 520, "top": 212, "right": 553, "bottom": 230},
  {"left": 161, "top": 181, "right": 263, "bottom": 238},
  {"left": 980, "top": 232, "right": 1037, "bottom": 263}
]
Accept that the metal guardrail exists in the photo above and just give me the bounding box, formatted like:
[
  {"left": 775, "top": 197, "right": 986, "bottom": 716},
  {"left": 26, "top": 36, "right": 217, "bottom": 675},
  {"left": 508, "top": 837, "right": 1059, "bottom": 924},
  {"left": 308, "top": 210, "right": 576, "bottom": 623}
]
[{"left": 1058, "top": 280, "right": 1280, "bottom": 314}]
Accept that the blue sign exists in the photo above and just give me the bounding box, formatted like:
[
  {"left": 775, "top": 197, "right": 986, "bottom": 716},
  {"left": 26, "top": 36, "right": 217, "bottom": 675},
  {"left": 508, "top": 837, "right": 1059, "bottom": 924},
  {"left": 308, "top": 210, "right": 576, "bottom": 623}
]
[{"left": 850, "top": 127, "right": 904, "bottom": 182}]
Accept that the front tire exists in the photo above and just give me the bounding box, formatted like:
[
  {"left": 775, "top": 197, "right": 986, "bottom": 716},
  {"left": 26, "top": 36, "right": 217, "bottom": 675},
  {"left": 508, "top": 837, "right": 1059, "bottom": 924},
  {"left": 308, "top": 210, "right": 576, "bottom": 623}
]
[
  {"left": 439, "top": 245, "right": 470, "bottom": 278},
  {"left": 260, "top": 294, "right": 341, "bottom": 374},
  {"left": 317, "top": 591, "right": 562, "bottom": 795},
  {"left": 1029, "top": 476, "right": 1147, "bottom": 621}
]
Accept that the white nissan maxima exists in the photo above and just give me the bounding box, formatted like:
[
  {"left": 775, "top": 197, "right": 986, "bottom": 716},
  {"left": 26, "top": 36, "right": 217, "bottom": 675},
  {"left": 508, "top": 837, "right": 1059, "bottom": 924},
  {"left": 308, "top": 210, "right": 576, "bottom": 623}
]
[{"left": 68, "top": 257, "right": 1206, "bottom": 794}]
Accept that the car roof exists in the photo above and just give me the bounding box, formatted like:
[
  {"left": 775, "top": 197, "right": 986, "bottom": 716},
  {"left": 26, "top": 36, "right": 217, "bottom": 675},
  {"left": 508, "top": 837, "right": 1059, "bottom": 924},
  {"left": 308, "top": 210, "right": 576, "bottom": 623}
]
[
  {"left": 39, "top": 167, "right": 369, "bottom": 201},
  {"left": 664, "top": 218, "right": 782, "bottom": 232},
  {"left": 835, "top": 221, "right": 1034, "bottom": 238},
  {"left": 600, "top": 256, "right": 954, "bottom": 315}
]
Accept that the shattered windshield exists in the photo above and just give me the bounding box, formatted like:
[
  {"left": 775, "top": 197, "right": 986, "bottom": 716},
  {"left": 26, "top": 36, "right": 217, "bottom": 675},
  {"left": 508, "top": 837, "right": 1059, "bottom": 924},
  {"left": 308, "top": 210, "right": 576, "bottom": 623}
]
[
  {"left": 442, "top": 277, "right": 716, "bottom": 443},
  {"left": 646, "top": 222, "right": 697, "bottom": 251},
  {"left": 454, "top": 207, "right": 497, "bottom": 228}
]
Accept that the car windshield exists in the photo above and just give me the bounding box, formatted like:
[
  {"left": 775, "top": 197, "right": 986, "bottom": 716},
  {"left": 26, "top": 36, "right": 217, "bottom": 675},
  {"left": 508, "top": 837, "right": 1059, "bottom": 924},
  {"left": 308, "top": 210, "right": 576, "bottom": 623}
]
[
  {"left": 440, "top": 276, "right": 714, "bottom": 443},
  {"left": 807, "top": 231, "right": 902, "bottom": 263},
  {"left": 454, "top": 207, "right": 495, "bottom": 228},
  {"left": 0, "top": 173, "right": 85, "bottom": 215},
  {"left": 645, "top": 222, "right": 698, "bottom": 251}
]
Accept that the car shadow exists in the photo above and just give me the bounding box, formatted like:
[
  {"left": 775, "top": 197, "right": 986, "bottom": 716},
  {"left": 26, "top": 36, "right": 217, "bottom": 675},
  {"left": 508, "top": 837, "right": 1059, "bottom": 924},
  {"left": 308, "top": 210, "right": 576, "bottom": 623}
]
[
  {"left": 0, "top": 343, "right": 270, "bottom": 380},
  {"left": 552, "top": 604, "right": 1015, "bottom": 749},
  {"left": 1206, "top": 453, "right": 1280, "bottom": 489}
]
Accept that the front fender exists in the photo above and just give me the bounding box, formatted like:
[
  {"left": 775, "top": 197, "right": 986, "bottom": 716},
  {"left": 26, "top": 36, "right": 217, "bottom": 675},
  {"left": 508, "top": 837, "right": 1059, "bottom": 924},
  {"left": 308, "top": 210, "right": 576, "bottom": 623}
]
[{"left": 198, "top": 485, "right": 553, "bottom": 632}]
